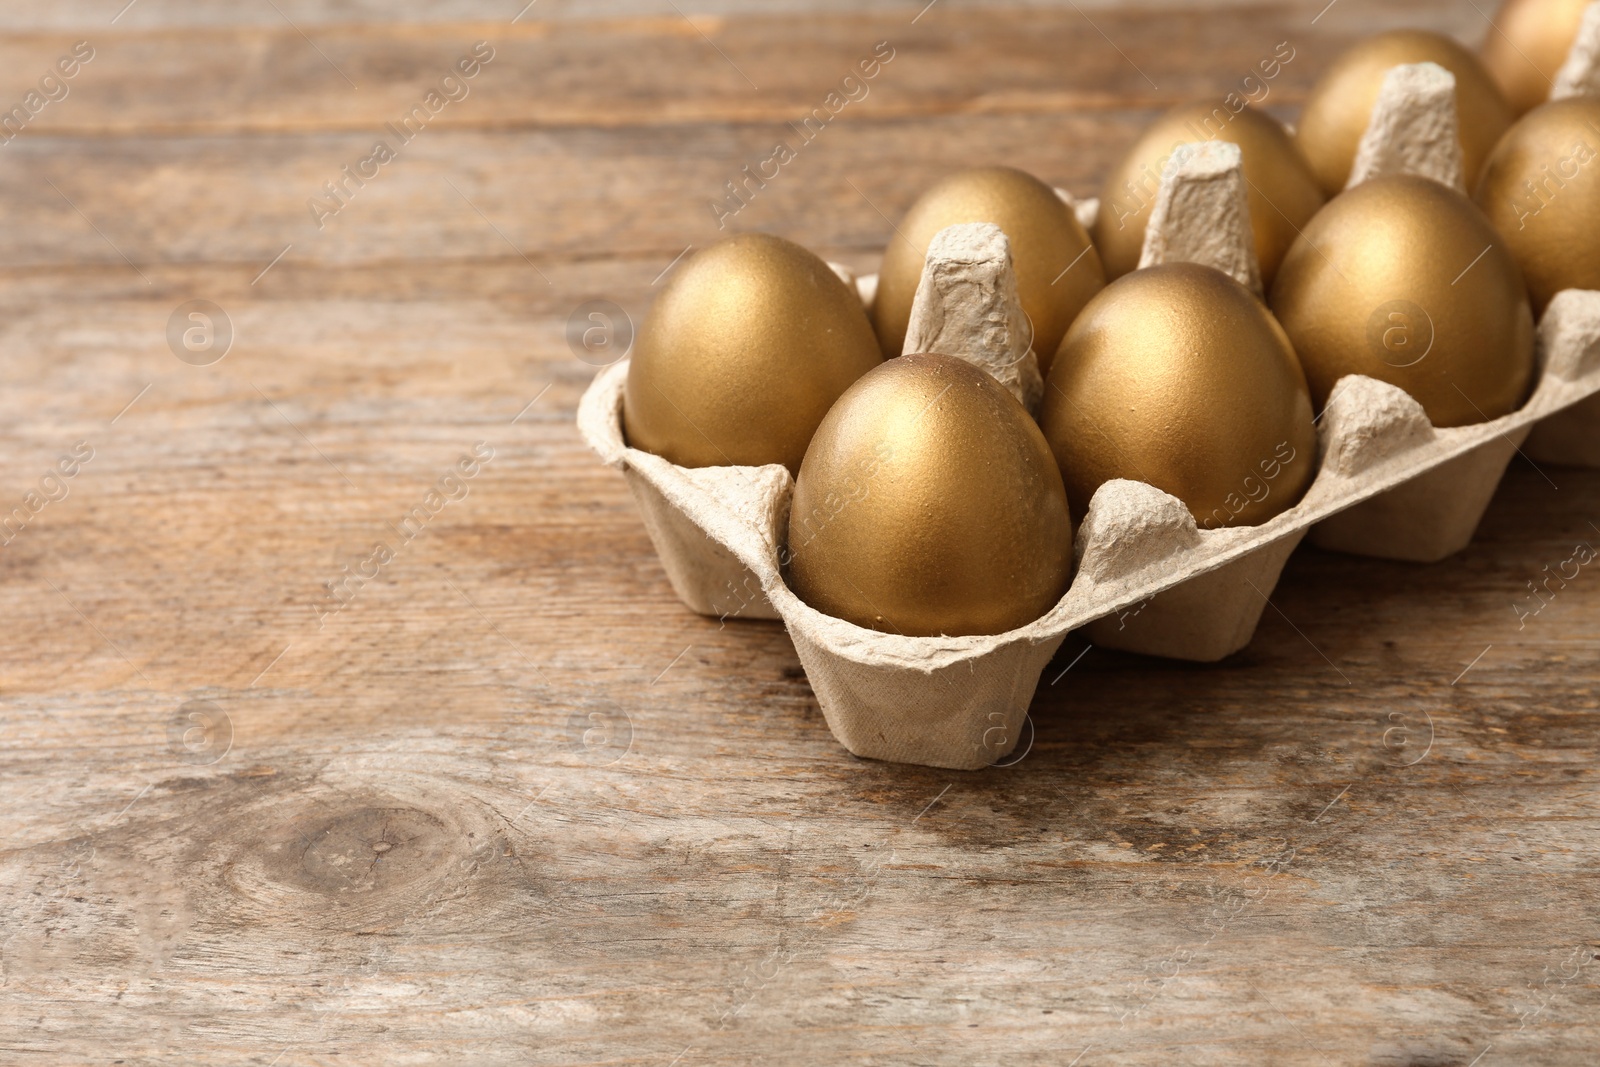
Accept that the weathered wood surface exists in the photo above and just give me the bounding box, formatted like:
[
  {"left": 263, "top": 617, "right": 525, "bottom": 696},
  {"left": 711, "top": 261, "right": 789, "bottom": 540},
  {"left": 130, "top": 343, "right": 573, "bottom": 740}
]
[{"left": 1, "top": 2, "right": 1597, "bottom": 1064}]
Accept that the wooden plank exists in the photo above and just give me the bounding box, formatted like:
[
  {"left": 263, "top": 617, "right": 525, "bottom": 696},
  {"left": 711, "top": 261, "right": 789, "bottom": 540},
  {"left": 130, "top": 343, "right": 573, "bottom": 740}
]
[
  {"left": 0, "top": 2, "right": 1487, "bottom": 137},
  {"left": 2, "top": 1, "right": 1598, "bottom": 1064}
]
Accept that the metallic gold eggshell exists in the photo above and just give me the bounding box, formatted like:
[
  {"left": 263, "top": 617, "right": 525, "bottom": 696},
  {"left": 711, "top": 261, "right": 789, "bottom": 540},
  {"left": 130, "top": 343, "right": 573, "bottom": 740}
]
[
  {"left": 1094, "top": 101, "right": 1326, "bottom": 285},
  {"left": 1268, "top": 175, "right": 1536, "bottom": 428},
  {"left": 871, "top": 166, "right": 1105, "bottom": 377},
  {"left": 1039, "top": 263, "right": 1317, "bottom": 530},
  {"left": 1474, "top": 97, "right": 1600, "bottom": 312},
  {"left": 1481, "top": 0, "right": 1592, "bottom": 116},
  {"left": 623, "top": 232, "right": 882, "bottom": 475},
  {"left": 1296, "top": 30, "right": 1514, "bottom": 196},
  {"left": 787, "top": 353, "right": 1073, "bottom": 638}
]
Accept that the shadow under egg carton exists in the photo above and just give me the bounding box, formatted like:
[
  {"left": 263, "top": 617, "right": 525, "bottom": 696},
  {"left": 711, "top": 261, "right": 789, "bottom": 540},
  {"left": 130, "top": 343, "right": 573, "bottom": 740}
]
[{"left": 578, "top": 285, "right": 1600, "bottom": 770}]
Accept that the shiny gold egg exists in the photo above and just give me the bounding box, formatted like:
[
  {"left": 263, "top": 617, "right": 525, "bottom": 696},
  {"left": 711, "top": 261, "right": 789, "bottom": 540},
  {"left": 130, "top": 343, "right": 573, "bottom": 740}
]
[
  {"left": 1482, "top": 0, "right": 1592, "bottom": 116},
  {"left": 1094, "top": 101, "right": 1326, "bottom": 285},
  {"left": 786, "top": 353, "right": 1073, "bottom": 637},
  {"left": 1040, "top": 263, "right": 1317, "bottom": 529},
  {"left": 623, "top": 232, "right": 882, "bottom": 475},
  {"left": 1269, "top": 175, "right": 1535, "bottom": 427},
  {"left": 1296, "top": 30, "right": 1514, "bottom": 196},
  {"left": 871, "top": 166, "right": 1105, "bottom": 377},
  {"left": 1474, "top": 97, "right": 1600, "bottom": 312}
]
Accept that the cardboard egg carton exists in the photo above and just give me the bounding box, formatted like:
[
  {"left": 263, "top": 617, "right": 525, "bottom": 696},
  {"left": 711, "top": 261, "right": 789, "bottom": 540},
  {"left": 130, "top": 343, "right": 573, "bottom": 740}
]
[
  {"left": 578, "top": 291, "right": 1600, "bottom": 770},
  {"left": 577, "top": 55, "right": 1600, "bottom": 770}
]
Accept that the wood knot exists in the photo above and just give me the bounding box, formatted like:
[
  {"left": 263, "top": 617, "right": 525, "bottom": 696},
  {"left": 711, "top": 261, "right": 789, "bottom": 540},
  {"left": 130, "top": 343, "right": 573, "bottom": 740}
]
[
  {"left": 197, "top": 784, "right": 521, "bottom": 935},
  {"left": 266, "top": 805, "right": 459, "bottom": 899}
]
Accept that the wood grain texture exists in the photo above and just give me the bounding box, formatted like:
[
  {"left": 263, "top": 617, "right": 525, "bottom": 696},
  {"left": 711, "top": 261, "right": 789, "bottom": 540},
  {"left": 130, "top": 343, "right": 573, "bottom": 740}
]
[{"left": 1, "top": 2, "right": 1597, "bottom": 1065}]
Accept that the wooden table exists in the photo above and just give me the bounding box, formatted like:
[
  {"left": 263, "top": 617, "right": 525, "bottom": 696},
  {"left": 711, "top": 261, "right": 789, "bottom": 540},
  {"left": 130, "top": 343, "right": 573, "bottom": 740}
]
[{"left": 2, "top": 1, "right": 1596, "bottom": 1063}]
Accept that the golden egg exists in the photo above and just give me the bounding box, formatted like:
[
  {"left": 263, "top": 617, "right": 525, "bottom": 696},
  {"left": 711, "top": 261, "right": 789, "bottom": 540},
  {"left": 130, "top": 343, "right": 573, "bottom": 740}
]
[
  {"left": 623, "top": 232, "right": 881, "bottom": 475},
  {"left": 871, "top": 166, "right": 1105, "bottom": 377},
  {"left": 786, "top": 353, "right": 1072, "bottom": 637},
  {"left": 1482, "top": 0, "right": 1592, "bottom": 116},
  {"left": 1039, "top": 263, "right": 1316, "bottom": 530},
  {"left": 1269, "top": 175, "right": 1535, "bottom": 427},
  {"left": 1296, "top": 30, "right": 1514, "bottom": 196},
  {"left": 1474, "top": 97, "right": 1600, "bottom": 312},
  {"left": 1094, "top": 101, "right": 1326, "bottom": 285}
]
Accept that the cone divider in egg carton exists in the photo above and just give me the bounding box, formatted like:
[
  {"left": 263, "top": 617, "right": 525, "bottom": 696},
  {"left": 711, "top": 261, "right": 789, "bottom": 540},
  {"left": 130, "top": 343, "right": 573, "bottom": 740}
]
[
  {"left": 901, "top": 223, "right": 1044, "bottom": 411},
  {"left": 1347, "top": 61, "right": 1467, "bottom": 191},
  {"left": 1553, "top": 1, "right": 1600, "bottom": 101}
]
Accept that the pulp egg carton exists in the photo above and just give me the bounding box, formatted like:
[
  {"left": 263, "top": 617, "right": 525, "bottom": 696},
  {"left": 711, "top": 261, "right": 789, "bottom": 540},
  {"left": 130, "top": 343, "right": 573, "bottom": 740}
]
[{"left": 578, "top": 56, "right": 1600, "bottom": 771}]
